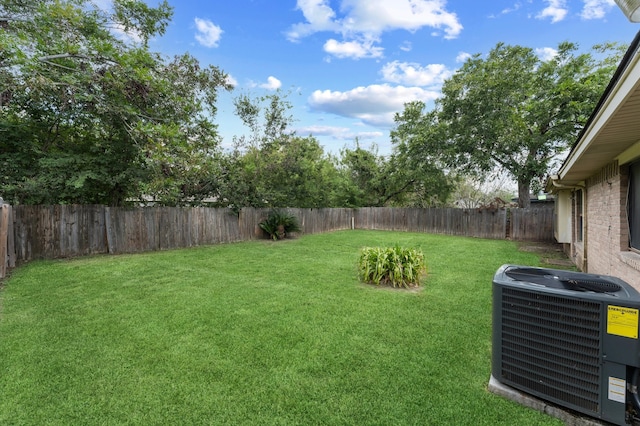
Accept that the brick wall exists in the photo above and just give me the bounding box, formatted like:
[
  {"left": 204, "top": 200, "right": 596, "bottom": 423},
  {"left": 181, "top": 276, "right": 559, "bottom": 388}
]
[{"left": 584, "top": 161, "right": 640, "bottom": 288}]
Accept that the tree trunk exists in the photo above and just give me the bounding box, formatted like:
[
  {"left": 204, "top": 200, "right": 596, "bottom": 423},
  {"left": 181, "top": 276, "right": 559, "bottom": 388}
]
[{"left": 517, "top": 179, "right": 531, "bottom": 208}]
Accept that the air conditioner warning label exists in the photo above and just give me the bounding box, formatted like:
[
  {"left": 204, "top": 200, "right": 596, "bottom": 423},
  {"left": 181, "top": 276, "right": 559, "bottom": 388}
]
[
  {"left": 607, "top": 305, "right": 639, "bottom": 339},
  {"left": 609, "top": 377, "right": 626, "bottom": 403}
]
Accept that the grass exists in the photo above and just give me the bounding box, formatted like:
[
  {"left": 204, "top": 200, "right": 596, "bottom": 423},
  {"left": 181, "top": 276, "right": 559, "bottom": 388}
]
[{"left": 0, "top": 230, "right": 563, "bottom": 425}]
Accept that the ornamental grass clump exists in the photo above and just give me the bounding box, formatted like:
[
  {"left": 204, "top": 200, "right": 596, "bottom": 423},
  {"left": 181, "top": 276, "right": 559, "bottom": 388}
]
[{"left": 357, "top": 245, "right": 426, "bottom": 288}]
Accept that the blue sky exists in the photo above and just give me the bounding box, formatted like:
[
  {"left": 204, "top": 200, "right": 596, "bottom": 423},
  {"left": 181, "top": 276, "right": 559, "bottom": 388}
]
[{"left": 131, "top": 1, "right": 638, "bottom": 155}]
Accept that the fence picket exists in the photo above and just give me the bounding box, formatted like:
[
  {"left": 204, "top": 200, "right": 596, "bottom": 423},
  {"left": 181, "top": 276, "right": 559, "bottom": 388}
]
[
  {"left": 3, "top": 205, "right": 554, "bottom": 265},
  {"left": 0, "top": 204, "right": 8, "bottom": 278}
]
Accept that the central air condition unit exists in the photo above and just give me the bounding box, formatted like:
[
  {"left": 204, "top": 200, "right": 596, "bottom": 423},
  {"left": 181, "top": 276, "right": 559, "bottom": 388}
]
[{"left": 492, "top": 264, "right": 640, "bottom": 425}]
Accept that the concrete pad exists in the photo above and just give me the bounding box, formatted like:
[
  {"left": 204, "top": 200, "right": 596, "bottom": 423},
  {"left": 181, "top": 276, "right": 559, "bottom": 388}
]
[{"left": 488, "top": 375, "right": 609, "bottom": 425}]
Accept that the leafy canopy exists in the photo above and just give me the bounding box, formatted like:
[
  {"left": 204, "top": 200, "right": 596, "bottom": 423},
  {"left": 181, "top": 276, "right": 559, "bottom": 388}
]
[
  {"left": 216, "top": 91, "right": 342, "bottom": 210},
  {"left": 0, "top": 0, "right": 231, "bottom": 205},
  {"left": 393, "top": 41, "right": 624, "bottom": 207}
]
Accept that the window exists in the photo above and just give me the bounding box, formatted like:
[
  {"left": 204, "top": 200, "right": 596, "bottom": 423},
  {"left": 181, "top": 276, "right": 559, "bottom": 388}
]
[{"left": 629, "top": 161, "right": 640, "bottom": 252}]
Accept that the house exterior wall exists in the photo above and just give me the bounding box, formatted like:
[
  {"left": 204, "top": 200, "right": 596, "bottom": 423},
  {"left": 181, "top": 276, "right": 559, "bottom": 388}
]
[
  {"left": 571, "top": 189, "right": 585, "bottom": 272},
  {"left": 553, "top": 191, "right": 571, "bottom": 243},
  {"left": 550, "top": 31, "right": 640, "bottom": 288},
  {"left": 583, "top": 161, "right": 640, "bottom": 288}
]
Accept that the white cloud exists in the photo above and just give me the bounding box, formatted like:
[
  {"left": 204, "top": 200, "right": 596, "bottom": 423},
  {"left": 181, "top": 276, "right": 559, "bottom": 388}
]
[
  {"left": 580, "top": 0, "right": 615, "bottom": 19},
  {"left": 259, "top": 76, "right": 282, "bottom": 90},
  {"left": 399, "top": 41, "right": 413, "bottom": 52},
  {"left": 456, "top": 52, "right": 472, "bottom": 63},
  {"left": 287, "top": 0, "right": 340, "bottom": 40},
  {"left": 112, "top": 24, "right": 144, "bottom": 44},
  {"left": 350, "top": 131, "right": 385, "bottom": 139},
  {"left": 337, "top": 0, "right": 462, "bottom": 39},
  {"left": 380, "top": 61, "right": 452, "bottom": 87},
  {"left": 296, "top": 125, "right": 383, "bottom": 140},
  {"left": 194, "top": 18, "right": 223, "bottom": 48},
  {"left": 499, "top": 2, "right": 523, "bottom": 16},
  {"left": 535, "top": 47, "right": 558, "bottom": 61},
  {"left": 537, "top": 0, "right": 568, "bottom": 23},
  {"left": 308, "top": 84, "right": 440, "bottom": 127},
  {"left": 287, "top": 0, "right": 463, "bottom": 59},
  {"left": 297, "top": 125, "right": 351, "bottom": 137},
  {"left": 92, "top": 0, "right": 113, "bottom": 10},
  {"left": 324, "top": 38, "right": 384, "bottom": 59},
  {"left": 225, "top": 74, "right": 238, "bottom": 88}
]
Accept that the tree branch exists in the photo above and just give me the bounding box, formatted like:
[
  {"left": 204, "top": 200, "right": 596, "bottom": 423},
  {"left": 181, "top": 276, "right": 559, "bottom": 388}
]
[{"left": 381, "top": 178, "right": 416, "bottom": 205}]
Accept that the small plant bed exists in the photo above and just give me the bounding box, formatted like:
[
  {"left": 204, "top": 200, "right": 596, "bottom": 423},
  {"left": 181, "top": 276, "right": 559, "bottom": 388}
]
[
  {"left": 358, "top": 245, "right": 426, "bottom": 289},
  {"left": 259, "top": 209, "right": 301, "bottom": 240}
]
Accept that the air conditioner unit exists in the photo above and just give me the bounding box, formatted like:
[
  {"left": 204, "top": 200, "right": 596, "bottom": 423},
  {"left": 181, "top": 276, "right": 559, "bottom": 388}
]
[{"left": 492, "top": 264, "right": 640, "bottom": 425}]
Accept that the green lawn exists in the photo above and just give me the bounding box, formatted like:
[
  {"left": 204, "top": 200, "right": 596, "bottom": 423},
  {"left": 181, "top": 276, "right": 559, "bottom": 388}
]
[{"left": 0, "top": 230, "right": 563, "bottom": 425}]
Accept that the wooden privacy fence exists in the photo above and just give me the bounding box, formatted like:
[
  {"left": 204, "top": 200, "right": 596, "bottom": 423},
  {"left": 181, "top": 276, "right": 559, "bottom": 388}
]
[
  {"left": 354, "top": 207, "right": 507, "bottom": 239},
  {"left": 8, "top": 206, "right": 356, "bottom": 265},
  {"left": 238, "top": 207, "right": 354, "bottom": 238},
  {"left": 510, "top": 207, "right": 554, "bottom": 242},
  {"left": 0, "top": 205, "right": 555, "bottom": 275},
  {"left": 0, "top": 203, "right": 16, "bottom": 279},
  {"left": 12, "top": 205, "right": 243, "bottom": 263}
]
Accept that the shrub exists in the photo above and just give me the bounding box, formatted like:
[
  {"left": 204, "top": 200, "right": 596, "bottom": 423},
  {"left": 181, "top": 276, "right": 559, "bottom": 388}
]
[
  {"left": 259, "top": 209, "right": 301, "bottom": 240},
  {"left": 358, "top": 245, "right": 426, "bottom": 288}
]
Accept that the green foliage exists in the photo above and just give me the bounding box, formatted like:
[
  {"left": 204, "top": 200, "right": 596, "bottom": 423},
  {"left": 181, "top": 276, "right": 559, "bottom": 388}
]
[
  {"left": 358, "top": 245, "right": 426, "bottom": 288},
  {"left": 337, "top": 144, "right": 387, "bottom": 206},
  {"left": 219, "top": 92, "right": 342, "bottom": 210},
  {"left": 393, "top": 41, "right": 624, "bottom": 208},
  {"left": 232, "top": 90, "right": 294, "bottom": 149},
  {"left": 337, "top": 141, "right": 453, "bottom": 208},
  {"left": 386, "top": 145, "right": 455, "bottom": 207},
  {"left": 217, "top": 136, "right": 341, "bottom": 210},
  {"left": 447, "top": 176, "right": 515, "bottom": 208},
  {"left": 259, "top": 209, "right": 302, "bottom": 240},
  {"left": 0, "top": 0, "right": 231, "bottom": 205}
]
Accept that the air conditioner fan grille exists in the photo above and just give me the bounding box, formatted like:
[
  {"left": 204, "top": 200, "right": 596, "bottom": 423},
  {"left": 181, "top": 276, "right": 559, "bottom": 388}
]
[{"left": 500, "top": 288, "right": 602, "bottom": 414}]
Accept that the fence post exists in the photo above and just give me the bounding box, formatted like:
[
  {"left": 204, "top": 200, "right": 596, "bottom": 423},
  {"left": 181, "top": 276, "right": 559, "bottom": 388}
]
[
  {"left": 104, "top": 206, "right": 115, "bottom": 254},
  {"left": 0, "top": 203, "right": 9, "bottom": 278},
  {"left": 7, "top": 203, "right": 15, "bottom": 269}
]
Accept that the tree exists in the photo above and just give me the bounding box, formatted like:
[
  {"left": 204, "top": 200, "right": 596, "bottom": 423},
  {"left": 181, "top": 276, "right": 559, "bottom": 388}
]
[
  {"left": 0, "top": 0, "right": 231, "bottom": 205},
  {"left": 336, "top": 144, "right": 387, "bottom": 207},
  {"left": 232, "top": 90, "right": 295, "bottom": 150},
  {"left": 388, "top": 132, "right": 454, "bottom": 207},
  {"left": 336, "top": 140, "right": 453, "bottom": 207},
  {"left": 446, "top": 177, "right": 515, "bottom": 208},
  {"left": 258, "top": 135, "right": 340, "bottom": 208},
  {"left": 217, "top": 91, "right": 341, "bottom": 210},
  {"left": 394, "top": 41, "right": 624, "bottom": 207}
]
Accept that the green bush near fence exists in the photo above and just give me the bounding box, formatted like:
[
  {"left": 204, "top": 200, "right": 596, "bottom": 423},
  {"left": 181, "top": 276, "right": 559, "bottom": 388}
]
[
  {"left": 358, "top": 245, "right": 426, "bottom": 288},
  {"left": 259, "top": 209, "right": 302, "bottom": 240}
]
